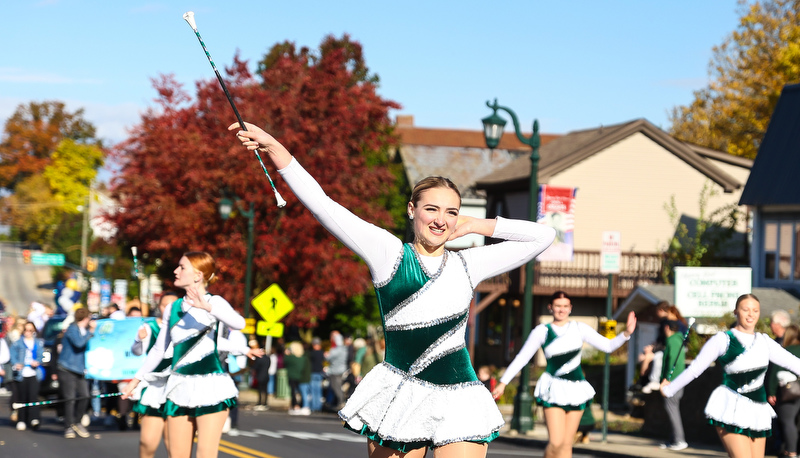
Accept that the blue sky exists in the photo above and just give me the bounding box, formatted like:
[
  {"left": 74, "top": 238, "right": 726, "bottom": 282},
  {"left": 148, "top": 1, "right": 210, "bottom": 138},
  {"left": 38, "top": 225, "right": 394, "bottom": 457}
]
[{"left": 0, "top": 1, "right": 742, "bottom": 145}]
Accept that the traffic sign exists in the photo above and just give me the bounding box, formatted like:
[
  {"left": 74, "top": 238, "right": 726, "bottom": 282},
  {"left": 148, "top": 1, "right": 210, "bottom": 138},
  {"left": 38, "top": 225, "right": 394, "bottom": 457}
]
[
  {"left": 600, "top": 231, "right": 621, "bottom": 274},
  {"left": 31, "top": 253, "right": 65, "bottom": 266},
  {"left": 256, "top": 321, "right": 284, "bottom": 338},
  {"left": 251, "top": 284, "right": 294, "bottom": 323},
  {"left": 242, "top": 317, "right": 257, "bottom": 335}
]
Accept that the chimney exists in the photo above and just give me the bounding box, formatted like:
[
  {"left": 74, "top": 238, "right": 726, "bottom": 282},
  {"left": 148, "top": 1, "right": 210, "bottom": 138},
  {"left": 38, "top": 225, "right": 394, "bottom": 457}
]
[{"left": 396, "top": 115, "right": 414, "bottom": 127}]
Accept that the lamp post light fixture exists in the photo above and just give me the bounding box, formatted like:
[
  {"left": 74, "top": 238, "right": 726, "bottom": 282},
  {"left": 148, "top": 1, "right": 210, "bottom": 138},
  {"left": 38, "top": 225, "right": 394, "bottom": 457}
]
[
  {"left": 482, "top": 98, "right": 540, "bottom": 434},
  {"left": 218, "top": 196, "right": 256, "bottom": 321}
]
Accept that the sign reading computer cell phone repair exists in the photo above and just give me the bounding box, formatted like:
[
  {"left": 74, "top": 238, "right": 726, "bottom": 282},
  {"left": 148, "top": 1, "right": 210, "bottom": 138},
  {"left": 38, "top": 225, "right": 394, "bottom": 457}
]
[{"left": 674, "top": 266, "right": 752, "bottom": 317}]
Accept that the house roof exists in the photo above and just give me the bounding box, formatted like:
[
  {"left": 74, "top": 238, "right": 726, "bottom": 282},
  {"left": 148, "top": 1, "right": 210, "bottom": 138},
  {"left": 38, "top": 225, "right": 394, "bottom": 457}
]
[
  {"left": 475, "top": 118, "right": 750, "bottom": 193},
  {"left": 394, "top": 116, "right": 560, "bottom": 200},
  {"left": 613, "top": 284, "right": 800, "bottom": 322},
  {"left": 739, "top": 83, "right": 800, "bottom": 205}
]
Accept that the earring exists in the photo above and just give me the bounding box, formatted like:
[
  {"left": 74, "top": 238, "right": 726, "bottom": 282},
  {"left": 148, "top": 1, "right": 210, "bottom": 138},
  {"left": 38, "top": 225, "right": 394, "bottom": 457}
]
[{"left": 409, "top": 214, "right": 414, "bottom": 220}]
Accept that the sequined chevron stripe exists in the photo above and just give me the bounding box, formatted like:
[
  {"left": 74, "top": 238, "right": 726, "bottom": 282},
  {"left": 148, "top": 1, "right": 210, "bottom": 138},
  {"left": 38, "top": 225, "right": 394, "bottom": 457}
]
[
  {"left": 722, "top": 366, "right": 768, "bottom": 402},
  {"left": 146, "top": 320, "right": 161, "bottom": 353},
  {"left": 545, "top": 349, "right": 584, "bottom": 381},
  {"left": 376, "top": 244, "right": 475, "bottom": 385},
  {"left": 168, "top": 298, "right": 224, "bottom": 376}
]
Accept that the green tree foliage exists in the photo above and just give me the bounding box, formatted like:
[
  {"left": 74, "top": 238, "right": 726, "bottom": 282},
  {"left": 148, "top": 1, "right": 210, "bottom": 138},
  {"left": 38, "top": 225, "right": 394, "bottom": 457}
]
[
  {"left": 1, "top": 139, "right": 103, "bottom": 248},
  {"left": 110, "top": 35, "right": 403, "bottom": 327},
  {"left": 0, "top": 101, "right": 98, "bottom": 192},
  {"left": 660, "top": 182, "right": 745, "bottom": 284},
  {"left": 669, "top": 0, "right": 800, "bottom": 159}
]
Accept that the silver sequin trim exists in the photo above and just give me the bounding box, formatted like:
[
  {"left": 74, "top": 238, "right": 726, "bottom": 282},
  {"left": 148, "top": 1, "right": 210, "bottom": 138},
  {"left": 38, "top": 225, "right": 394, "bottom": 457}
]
[
  {"left": 374, "top": 247, "right": 405, "bottom": 289},
  {"left": 173, "top": 327, "right": 214, "bottom": 368},
  {"left": 376, "top": 361, "right": 484, "bottom": 390},
  {"left": 408, "top": 314, "right": 469, "bottom": 376},
  {"left": 724, "top": 332, "right": 762, "bottom": 373},
  {"left": 339, "top": 361, "right": 499, "bottom": 446},
  {"left": 382, "top": 249, "right": 449, "bottom": 324},
  {"left": 385, "top": 309, "right": 467, "bottom": 332},
  {"left": 455, "top": 251, "right": 473, "bottom": 288}
]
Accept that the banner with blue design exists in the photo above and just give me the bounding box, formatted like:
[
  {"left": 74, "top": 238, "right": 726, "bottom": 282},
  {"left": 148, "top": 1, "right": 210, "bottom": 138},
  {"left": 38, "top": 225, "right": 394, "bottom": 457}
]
[{"left": 86, "top": 317, "right": 155, "bottom": 380}]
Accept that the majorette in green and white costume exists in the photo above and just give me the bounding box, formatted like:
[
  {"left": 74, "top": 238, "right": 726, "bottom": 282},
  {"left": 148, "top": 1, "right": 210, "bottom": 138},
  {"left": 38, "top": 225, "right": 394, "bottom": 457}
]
[
  {"left": 500, "top": 320, "right": 629, "bottom": 411},
  {"left": 131, "top": 318, "right": 171, "bottom": 418},
  {"left": 277, "top": 158, "right": 556, "bottom": 452},
  {"left": 663, "top": 328, "right": 800, "bottom": 438},
  {"left": 134, "top": 295, "right": 245, "bottom": 417}
]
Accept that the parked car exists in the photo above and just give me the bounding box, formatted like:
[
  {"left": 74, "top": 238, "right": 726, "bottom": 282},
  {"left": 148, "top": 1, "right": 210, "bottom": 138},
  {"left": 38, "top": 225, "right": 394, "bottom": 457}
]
[{"left": 40, "top": 315, "right": 68, "bottom": 398}]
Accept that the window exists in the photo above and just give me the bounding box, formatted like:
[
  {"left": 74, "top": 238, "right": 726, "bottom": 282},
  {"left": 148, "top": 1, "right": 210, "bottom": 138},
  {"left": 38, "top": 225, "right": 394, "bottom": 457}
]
[{"left": 763, "top": 218, "right": 800, "bottom": 282}]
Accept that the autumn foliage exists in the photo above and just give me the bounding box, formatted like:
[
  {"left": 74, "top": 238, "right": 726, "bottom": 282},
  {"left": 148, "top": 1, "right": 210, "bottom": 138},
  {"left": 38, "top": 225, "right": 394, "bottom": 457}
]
[{"left": 109, "top": 36, "right": 402, "bottom": 327}]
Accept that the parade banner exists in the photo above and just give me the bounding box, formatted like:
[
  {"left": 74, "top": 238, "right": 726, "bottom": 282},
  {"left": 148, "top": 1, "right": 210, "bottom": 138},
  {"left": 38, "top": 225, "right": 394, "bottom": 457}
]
[
  {"left": 536, "top": 185, "right": 577, "bottom": 262},
  {"left": 86, "top": 317, "right": 155, "bottom": 380}
]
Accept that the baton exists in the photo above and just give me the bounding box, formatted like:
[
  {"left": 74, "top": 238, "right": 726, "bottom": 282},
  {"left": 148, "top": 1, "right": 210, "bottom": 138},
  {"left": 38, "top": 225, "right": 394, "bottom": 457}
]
[
  {"left": 12, "top": 392, "right": 122, "bottom": 410},
  {"left": 666, "top": 317, "right": 696, "bottom": 381}
]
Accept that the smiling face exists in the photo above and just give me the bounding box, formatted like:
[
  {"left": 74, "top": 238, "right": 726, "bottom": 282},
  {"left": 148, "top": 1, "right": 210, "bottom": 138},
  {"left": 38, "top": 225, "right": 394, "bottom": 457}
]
[
  {"left": 173, "top": 256, "right": 199, "bottom": 288},
  {"left": 549, "top": 297, "right": 572, "bottom": 323},
  {"left": 734, "top": 296, "right": 760, "bottom": 333},
  {"left": 408, "top": 186, "right": 461, "bottom": 256}
]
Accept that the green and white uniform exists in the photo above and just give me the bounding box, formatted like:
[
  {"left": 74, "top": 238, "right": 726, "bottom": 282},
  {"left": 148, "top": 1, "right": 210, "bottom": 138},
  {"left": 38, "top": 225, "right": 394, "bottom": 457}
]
[
  {"left": 500, "top": 321, "right": 629, "bottom": 410},
  {"left": 132, "top": 319, "right": 170, "bottom": 417},
  {"left": 664, "top": 329, "right": 800, "bottom": 438},
  {"left": 134, "top": 295, "right": 244, "bottom": 417},
  {"left": 278, "top": 158, "right": 556, "bottom": 451}
]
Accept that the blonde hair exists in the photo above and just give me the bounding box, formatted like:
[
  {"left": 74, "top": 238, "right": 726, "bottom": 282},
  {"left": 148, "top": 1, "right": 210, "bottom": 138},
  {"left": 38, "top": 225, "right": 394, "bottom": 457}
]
[
  {"left": 289, "top": 341, "right": 304, "bottom": 357},
  {"left": 410, "top": 176, "right": 461, "bottom": 207},
  {"left": 184, "top": 252, "right": 217, "bottom": 285}
]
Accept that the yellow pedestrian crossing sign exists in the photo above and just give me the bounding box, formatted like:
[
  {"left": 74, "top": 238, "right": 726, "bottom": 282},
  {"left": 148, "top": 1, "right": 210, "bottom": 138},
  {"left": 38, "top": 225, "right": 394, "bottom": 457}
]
[{"left": 251, "top": 284, "right": 294, "bottom": 337}]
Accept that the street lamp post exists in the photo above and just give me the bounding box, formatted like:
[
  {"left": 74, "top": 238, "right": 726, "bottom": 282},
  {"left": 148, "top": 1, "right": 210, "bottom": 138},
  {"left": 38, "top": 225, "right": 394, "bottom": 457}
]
[
  {"left": 219, "top": 197, "right": 255, "bottom": 320},
  {"left": 482, "top": 98, "right": 540, "bottom": 434}
]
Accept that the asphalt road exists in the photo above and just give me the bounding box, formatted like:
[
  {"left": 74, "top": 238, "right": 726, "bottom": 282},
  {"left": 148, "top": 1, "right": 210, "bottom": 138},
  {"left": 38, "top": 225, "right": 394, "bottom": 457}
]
[
  {"left": 0, "top": 400, "right": 611, "bottom": 458},
  {"left": 0, "top": 242, "right": 55, "bottom": 316}
]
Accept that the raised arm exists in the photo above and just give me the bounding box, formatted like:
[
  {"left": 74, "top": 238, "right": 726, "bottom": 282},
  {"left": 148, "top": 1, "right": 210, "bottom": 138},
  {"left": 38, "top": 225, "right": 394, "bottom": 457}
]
[
  {"left": 459, "top": 217, "right": 555, "bottom": 287},
  {"left": 499, "top": 324, "right": 549, "bottom": 385},
  {"left": 578, "top": 319, "right": 632, "bottom": 354},
  {"left": 230, "top": 122, "right": 401, "bottom": 280}
]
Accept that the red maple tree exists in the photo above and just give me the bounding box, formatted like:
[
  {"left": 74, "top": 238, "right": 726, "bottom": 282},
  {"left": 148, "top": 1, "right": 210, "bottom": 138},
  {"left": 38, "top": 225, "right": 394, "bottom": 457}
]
[{"left": 109, "top": 35, "right": 402, "bottom": 327}]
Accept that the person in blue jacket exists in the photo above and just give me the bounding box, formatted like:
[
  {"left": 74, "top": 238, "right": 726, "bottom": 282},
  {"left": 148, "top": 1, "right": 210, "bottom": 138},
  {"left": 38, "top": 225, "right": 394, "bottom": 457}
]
[
  {"left": 10, "top": 320, "right": 44, "bottom": 431},
  {"left": 58, "top": 307, "right": 96, "bottom": 439}
]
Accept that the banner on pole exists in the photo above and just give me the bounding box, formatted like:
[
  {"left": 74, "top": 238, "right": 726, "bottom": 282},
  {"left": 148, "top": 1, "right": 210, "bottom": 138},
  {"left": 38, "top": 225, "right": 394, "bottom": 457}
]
[{"left": 536, "top": 185, "right": 577, "bottom": 262}]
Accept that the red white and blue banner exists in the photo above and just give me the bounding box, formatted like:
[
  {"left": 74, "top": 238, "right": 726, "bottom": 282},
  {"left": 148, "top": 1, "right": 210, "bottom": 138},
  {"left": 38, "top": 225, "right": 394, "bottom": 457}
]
[{"left": 536, "top": 185, "right": 577, "bottom": 262}]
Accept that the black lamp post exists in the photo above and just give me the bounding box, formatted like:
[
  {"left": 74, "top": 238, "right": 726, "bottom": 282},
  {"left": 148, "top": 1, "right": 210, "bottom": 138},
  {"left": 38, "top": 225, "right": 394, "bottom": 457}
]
[
  {"left": 219, "top": 196, "right": 255, "bottom": 320},
  {"left": 482, "top": 98, "right": 540, "bottom": 434}
]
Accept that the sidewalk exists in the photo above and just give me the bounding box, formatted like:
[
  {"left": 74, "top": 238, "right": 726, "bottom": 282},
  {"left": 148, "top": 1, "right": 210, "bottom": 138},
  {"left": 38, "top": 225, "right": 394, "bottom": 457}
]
[
  {"left": 238, "top": 389, "right": 728, "bottom": 457},
  {"left": 495, "top": 404, "right": 728, "bottom": 458}
]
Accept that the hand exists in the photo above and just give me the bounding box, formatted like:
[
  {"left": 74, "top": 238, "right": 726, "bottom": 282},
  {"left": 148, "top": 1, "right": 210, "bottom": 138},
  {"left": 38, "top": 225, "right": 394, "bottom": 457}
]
[
  {"left": 13, "top": 364, "right": 22, "bottom": 371},
  {"left": 247, "top": 348, "right": 266, "bottom": 360},
  {"left": 30, "top": 361, "right": 39, "bottom": 368},
  {"left": 659, "top": 379, "right": 670, "bottom": 397},
  {"left": 185, "top": 283, "right": 211, "bottom": 312},
  {"left": 448, "top": 216, "right": 496, "bottom": 242},
  {"left": 138, "top": 326, "right": 149, "bottom": 340},
  {"left": 491, "top": 383, "right": 506, "bottom": 400},
  {"left": 88, "top": 320, "right": 97, "bottom": 332},
  {"left": 768, "top": 395, "right": 777, "bottom": 406},
  {"left": 228, "top": 122, "right": 292, "bottom": 169},
  {"left": 121, "top": 378, "right": 140, "bottom": 400},
  {"left": 623, "top": 311, "right": 637, "bottom": 337}
]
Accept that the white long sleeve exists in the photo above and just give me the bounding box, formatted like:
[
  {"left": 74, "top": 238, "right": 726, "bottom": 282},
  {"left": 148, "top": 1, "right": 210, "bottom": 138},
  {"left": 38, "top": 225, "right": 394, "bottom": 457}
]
[
  {"left": 662, "top": 332, "right": 726, "bottom": 397},
  {"left": 459, "top": 218, "right": 556, "bottom": 288},
  {"left": 278, "top": 158, "right": 402, "bottom": 282},
  {"left": 0, "top": 338, "right": 9, "bottom": 365},
  {"left": 499, "top": 324, "right": 548, "bottom": 384},
  {"left": 207, "top": 295, "right": 245, "bottom": 331},
  {"left": 766, "top": 338, "right": 800, "bottom": 375},
  {"left": 577, "top": 322, "right": 630, "bottom": 354},
  {"left": 134, "top": 303, "right": 171, "bottom": 380},
  {"left": 499, "top": 321, "right": 629, "bottom": 385}
]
